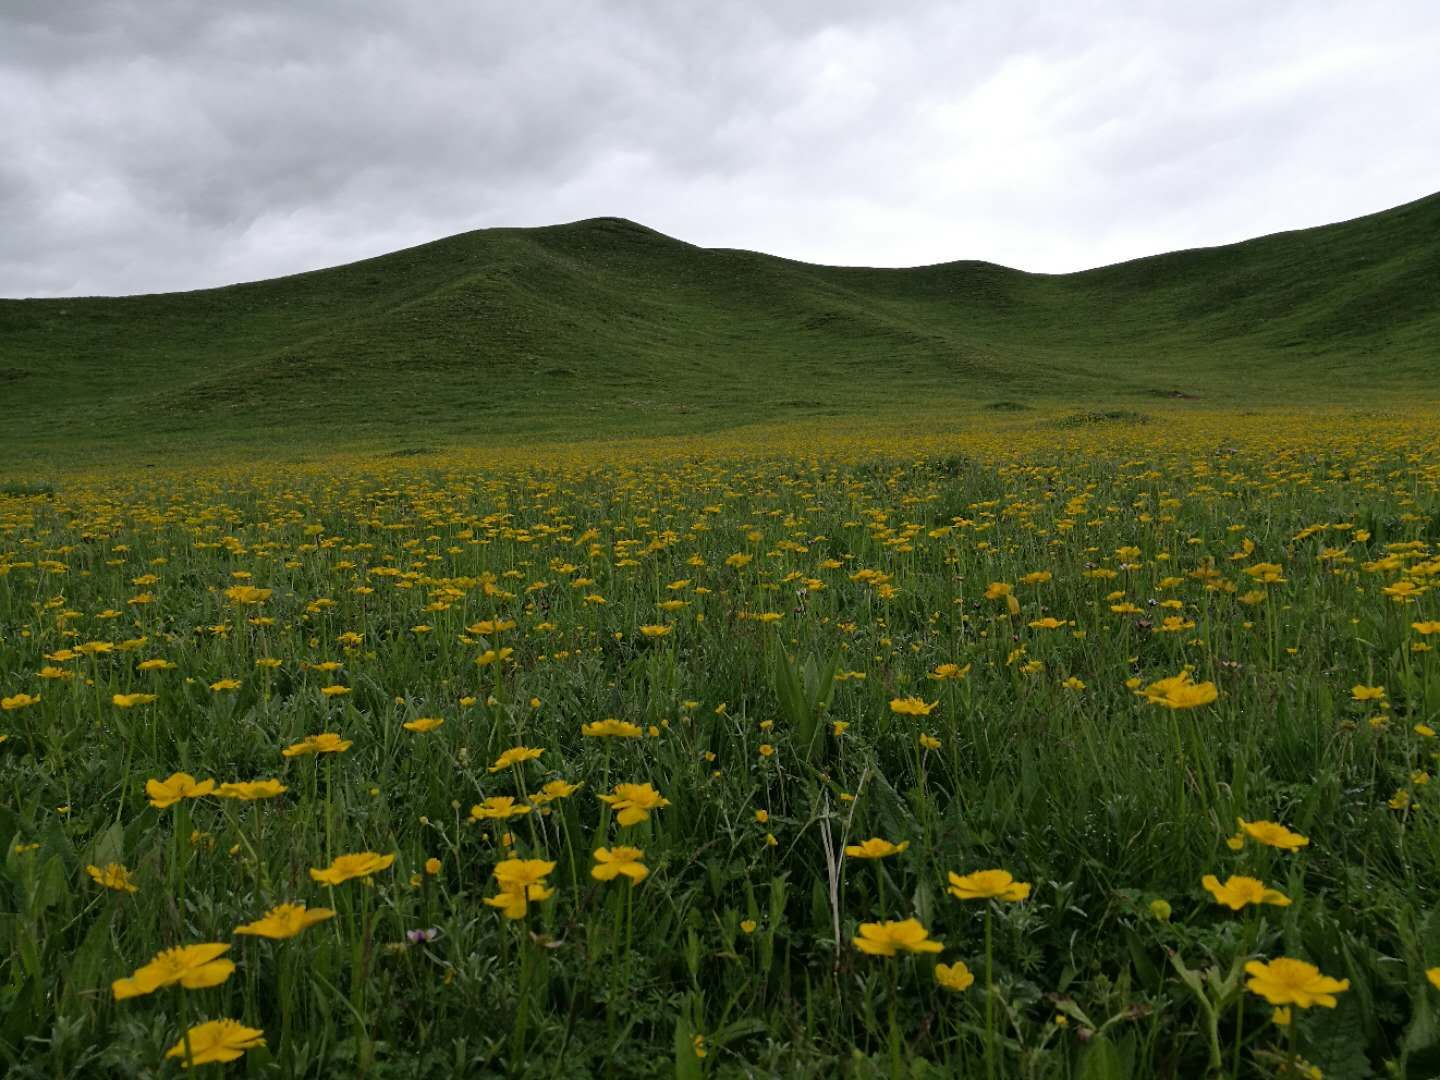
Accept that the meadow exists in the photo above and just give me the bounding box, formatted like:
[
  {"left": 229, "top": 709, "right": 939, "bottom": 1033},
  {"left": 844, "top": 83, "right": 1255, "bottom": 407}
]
[{"left": 2, "top": 407, "right": 1440, "bottom": 1077}]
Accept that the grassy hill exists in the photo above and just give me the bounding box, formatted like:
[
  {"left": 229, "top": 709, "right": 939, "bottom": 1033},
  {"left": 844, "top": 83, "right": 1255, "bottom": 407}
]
[{"left": 2, "top": 191, "right": 1437, "bottom": 466}]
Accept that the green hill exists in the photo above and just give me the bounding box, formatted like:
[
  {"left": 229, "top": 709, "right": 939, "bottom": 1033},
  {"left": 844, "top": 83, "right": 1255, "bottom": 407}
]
[{"left": 2, "top": 191, "right": 1437, "bottom": 465}]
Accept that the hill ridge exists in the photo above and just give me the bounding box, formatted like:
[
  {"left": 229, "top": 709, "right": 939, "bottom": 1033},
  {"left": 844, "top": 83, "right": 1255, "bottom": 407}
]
[{"left": 2, "top": 191, "right": 1436, "bottom": 464}]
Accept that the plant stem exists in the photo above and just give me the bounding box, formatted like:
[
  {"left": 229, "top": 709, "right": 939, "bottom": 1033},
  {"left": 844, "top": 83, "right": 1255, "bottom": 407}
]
[{"left": 985, "top": 906, "right": 996, "bottom": 1080}]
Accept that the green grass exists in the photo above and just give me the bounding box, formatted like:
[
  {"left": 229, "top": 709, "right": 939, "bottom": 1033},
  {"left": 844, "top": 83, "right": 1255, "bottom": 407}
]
[
  {"left": 2, "top": 415, "right": 1439, "bottom": 1077},
  {"left": 1, "top": 193, "right": 1437, "bottom": 469}
]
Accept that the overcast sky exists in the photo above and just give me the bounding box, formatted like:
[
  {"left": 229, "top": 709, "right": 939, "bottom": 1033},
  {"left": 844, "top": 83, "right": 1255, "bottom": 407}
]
[{"left": 2, "top": 1, "right": 1438, "bottom": 297}]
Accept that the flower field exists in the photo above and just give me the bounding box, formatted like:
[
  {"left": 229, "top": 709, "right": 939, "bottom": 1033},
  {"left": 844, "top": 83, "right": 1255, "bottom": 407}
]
[{"left": 2, "top": 410, "right": 1439, "bottom": 1077}]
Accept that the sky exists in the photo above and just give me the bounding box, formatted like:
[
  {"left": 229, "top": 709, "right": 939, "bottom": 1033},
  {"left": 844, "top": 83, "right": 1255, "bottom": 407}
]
[{"left": 2, "top": 1, "right": 1438, "bottom": 297}]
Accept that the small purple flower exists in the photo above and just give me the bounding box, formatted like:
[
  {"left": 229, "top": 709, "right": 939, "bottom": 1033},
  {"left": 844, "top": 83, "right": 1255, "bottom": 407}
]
[{"left": 405, "top": 927, "right": 439, "bottom": 945}]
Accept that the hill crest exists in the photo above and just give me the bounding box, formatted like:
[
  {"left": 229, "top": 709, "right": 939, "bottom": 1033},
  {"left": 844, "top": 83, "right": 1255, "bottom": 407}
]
[{"left": 1, "top": 191, "right": 1436, "bottom": 465}]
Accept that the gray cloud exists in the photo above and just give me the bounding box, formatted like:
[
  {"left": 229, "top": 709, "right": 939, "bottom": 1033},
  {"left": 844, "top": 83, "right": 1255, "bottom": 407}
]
[{"left": 2, "top": 0, "right": 1438, "bottom": 296}]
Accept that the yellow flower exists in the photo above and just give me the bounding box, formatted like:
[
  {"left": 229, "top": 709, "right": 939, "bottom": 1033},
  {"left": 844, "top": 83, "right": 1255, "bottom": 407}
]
[
  {"left": 935, "top": 961, "right": 976, "bottom": 992},
  {"left": 484, "top": 858, "right": 556, "bottom": 919},
  {"left": 1028, "top": 617, "right": 1067, "bottom": 630},
  {"left": 947, "top": 869, "right": 1032, "bottom": 902},
  {"left": 145, "top": 772, "right": 216, "bottom": 809},
  {"left": 112, "top": 943, "right": 234, "bottom": 1000},
  {"left": 488, "top": 745, "right": 544, "bottom": 773},
  {"left": 1135, "top": 671, "right": 1218, "bottom": 709},
  {"left": 425, "top": 857, "right": 442, "bottom": 875},
  {"left": 639, "top": 624, "right": 673, "bottom": 638},
  {"left": 986, "top": 582, "right": 1022, "bottom": 614},
  {"left": 214, "top": 780, "right": 287, "bottom": 800},
  {"left": 235, "top": 903, "right": 335, "bottom": 939},
  {"left": 309, "top": 851, "right": 396, "bottom": 885},
  {"left": 1427, "top": 968, "right": 1440, "bottom": 991},
  {"left": 844, "top": 837, "right": 909, "bottom": 859},
  {"left": 740, "top": 919, "right": 758, "bottom": 934},
  {"left": 929, "top": 663, "right": 971, "bottom": 681},
  {"left": 470, "top": 796, "right": 531, "bottom": 821},
  {"left": 758, "top": 743, "right": 775, "bottom": 758},
  {"left": 87, "top": 862, "right": 140, "bottom": 893},
  {"left": 1, "top": 693, "right": 40, "bottom": 711},
  {"left": 1236, "top": 817, "right": 1309, "bottom": 852},
  {"left": 1149, "top": 898, "right": 1172, "bottom": 922},
  {"left": 598, "top": 782, "right": 670, "bottom": 826},
  {"left": 209, "top": 678, "right": 241, "bottom": 692},
  {"left": 112, "top": 693, "right": 158, "bottom": 708},
  {"left": 591, "top": 846, "right": 649, "bottom": 882},
  {"left": 223, "top": 585, "right": 272, "bottom": 605},
  {"left": 530, "top": 779, "right": 582, "bottom": 805},
  {"left": 1413, "top": 621, "right": 1440, "bottom": 636},
  {"left": 890, "top": 697, "right": 938, "bottom": 716},
  {"left": 1243, "top": 562, "right": 1285, "bottom": 584},
  {"left": 1382, "top": 581, "right": 1424, "bottom": 601},
  {"left": 1351, "top": 684, "right": 1386, "bottom": 701},
  {"left": 165, "top": 1019, "right": 266, "bottom": 1066},
  {"left": 320, "top": 684, "right": 351, "bottom": 697},
  {"left": 1243, "top": 957, "right": 1349, "bottom": 1008},
  {"left": 919, "top": 733, "right": 941, "bottom": 749},
  {"left": 852, "top": 918, "right": 944, "bottom": 956},
  {"left": 582, "top": 718, "right": 643, "bottom": 738},
  {"left": 1201, "top": 874, "right": 1292, "bottom": 910},
  {"left": 137, "top": 659, "right": 175, "bottom": 671},
  {"left": 403, "top": 717, "right": 444, "bottom": 733},
  {"left": 467, "top": 618, "right": 516, "bottom": 635},
  {"left": 282, "top": 732, "right": 352, "bottom": 757}
]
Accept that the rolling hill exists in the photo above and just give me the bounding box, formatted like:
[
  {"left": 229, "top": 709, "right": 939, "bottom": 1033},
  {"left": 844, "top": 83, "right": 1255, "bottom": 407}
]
[{"left": 1, "top": 191, "right": 1437, "bottom": 465}]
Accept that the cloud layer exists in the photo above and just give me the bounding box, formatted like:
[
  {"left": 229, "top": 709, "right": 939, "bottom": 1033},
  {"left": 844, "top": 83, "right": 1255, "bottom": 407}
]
[{"left": 3, "top": 0, "right": 1438, "bottom": 296}]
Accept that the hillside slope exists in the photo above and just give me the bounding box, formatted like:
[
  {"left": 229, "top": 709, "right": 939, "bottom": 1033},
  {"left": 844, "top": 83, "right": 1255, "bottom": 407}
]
[{"left": 2, "top": 192, "right": 1437, "bottom": 463}]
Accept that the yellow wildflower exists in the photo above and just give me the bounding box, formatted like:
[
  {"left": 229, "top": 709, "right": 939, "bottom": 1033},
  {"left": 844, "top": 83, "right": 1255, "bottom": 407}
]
[
  {"left": 844, "top": 838, "right": 909, "bottom": 859},
  {"left": 598, "top": 782, "right": 670, "bottom": 826},
  {"left": 145, "top": 773, "right": 216, "bottom": 809},
  {"left": 591, "top": 846, "right": 649, "bottom": 882},
  {"left": 309, "top": 851, "right": 396, "bottom": 885},
  {"left": 235, "top": 903, "right": 335, "bottom": 939},
  {"left": 853, "top": 918, "right": 943, "bottom": 956},
  {"left": 112, "top": 943, "right": 234, "bottom": 1000},
  {"left": 1201, "top": 874, "right": 1291, "bottom": 910},
  {"left": 947, "top": 868, "right": 1031, "bottom": 902}
]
